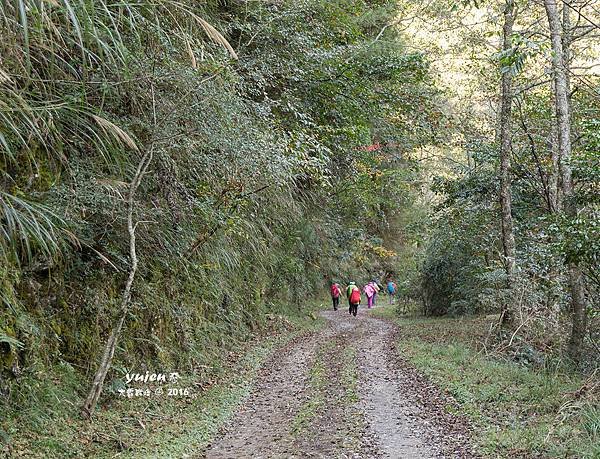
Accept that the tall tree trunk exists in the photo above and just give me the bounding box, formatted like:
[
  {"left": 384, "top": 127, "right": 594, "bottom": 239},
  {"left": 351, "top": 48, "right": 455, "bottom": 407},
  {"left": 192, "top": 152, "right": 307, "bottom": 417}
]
[
  {"left": 543, "top": 0, "right": 588, "bottom": 364},
  {"left": 545, "top": 1, "right": 571, "bottom": 200},
  {"left": 499, "top": 0, "right": 517, "bottom": 325},
  {"left": 548, "top": 79, "right": 561, "bottom": 212}
]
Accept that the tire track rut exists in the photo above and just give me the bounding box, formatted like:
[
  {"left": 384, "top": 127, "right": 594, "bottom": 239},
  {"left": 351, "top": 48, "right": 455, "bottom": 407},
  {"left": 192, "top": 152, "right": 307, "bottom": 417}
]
[{"left": 202, "top": 308, "right": 474, "bottom": 458}]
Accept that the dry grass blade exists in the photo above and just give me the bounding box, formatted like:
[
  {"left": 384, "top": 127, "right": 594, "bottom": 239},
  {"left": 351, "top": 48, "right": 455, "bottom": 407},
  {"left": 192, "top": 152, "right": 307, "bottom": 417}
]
[
  {"left": 169, "top": 4, "right": 237, "bottom": 60},
  {"left": 95, "top": 178, "right": 129, "bottom": 200},
  {"left": 0, "top": 67, "right": 12, "bottom": 83},
  {"left": 185, "top": 37, "right": 198, "bottom": 69},
  {"left": 194, "top": 15, "right": 238, "bottom": 60},
  {"left": 92, "top": 115, "right": 139, "bottom": 151}
]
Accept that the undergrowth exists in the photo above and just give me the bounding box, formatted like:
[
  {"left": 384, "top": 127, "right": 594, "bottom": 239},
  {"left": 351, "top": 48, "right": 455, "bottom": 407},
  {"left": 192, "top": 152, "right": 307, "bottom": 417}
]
[
  {"left": 371, "top": 304, "right": 600, "bottom": 458},
  {"left": 1, "top": 303, "right": 325, "bottom": 458}
]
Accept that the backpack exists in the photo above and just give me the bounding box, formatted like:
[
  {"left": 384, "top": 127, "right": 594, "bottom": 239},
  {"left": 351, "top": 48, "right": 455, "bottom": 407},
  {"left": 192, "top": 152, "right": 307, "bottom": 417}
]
[
  {"left": 346, "top": 285, "right": 354, "bottom": 298},
  {"left": 331, "top": 284, "right": 340, "bottom": 298},
  {"left": 349, "top": 288, "right": 361, "bottom": 304},
  {"left": 387, "top": 281, "right": 396, "bottom": 294}
]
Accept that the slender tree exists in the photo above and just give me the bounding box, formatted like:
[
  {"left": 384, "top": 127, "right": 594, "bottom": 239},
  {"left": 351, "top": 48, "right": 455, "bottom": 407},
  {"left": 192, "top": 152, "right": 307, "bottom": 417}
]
[
  {"left": 498, "top": 0, "right": 517, "bottom": 325},
  {"left": 81, "top": 148, "right": 153, "bottom": 417},
  {"left": 548, "top": 78, "right": 562, "bottom": 212},
  {"left": 543, "top": 0, "right": 588, "bottom": 364}
]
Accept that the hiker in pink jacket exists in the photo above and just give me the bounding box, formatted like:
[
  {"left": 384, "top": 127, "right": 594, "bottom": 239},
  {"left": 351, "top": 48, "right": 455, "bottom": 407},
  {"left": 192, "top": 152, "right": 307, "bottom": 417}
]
[{"left": 363, "top": 281, "right": 376, "bottom": 309}]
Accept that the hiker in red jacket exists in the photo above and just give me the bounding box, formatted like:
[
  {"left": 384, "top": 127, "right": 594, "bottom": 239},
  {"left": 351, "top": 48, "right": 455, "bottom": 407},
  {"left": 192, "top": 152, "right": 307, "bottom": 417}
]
[
  {"left": 330, "top": 282, "right": 341, "bottom": 311},
  {"left": 346, "top": 282, "right": 361, "bottom": 317}
]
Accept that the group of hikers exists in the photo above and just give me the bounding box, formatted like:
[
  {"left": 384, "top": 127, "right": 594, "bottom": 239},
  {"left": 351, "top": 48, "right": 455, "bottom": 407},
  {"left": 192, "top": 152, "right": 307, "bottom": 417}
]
[{"left": 329, "top": 279, "right": 397, "bottom": 317}]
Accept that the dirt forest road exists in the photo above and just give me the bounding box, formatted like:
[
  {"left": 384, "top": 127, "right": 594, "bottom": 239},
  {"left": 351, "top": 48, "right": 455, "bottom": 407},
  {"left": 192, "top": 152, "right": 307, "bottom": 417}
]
[{"left": 202, "top": 307, "right": 475, "bottom": 459}]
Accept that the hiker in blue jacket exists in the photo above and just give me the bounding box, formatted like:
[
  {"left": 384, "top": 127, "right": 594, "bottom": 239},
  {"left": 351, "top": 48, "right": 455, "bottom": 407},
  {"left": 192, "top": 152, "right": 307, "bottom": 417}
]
[{"left": 386, "top": 279, "right": 396, "bottom": 304}]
